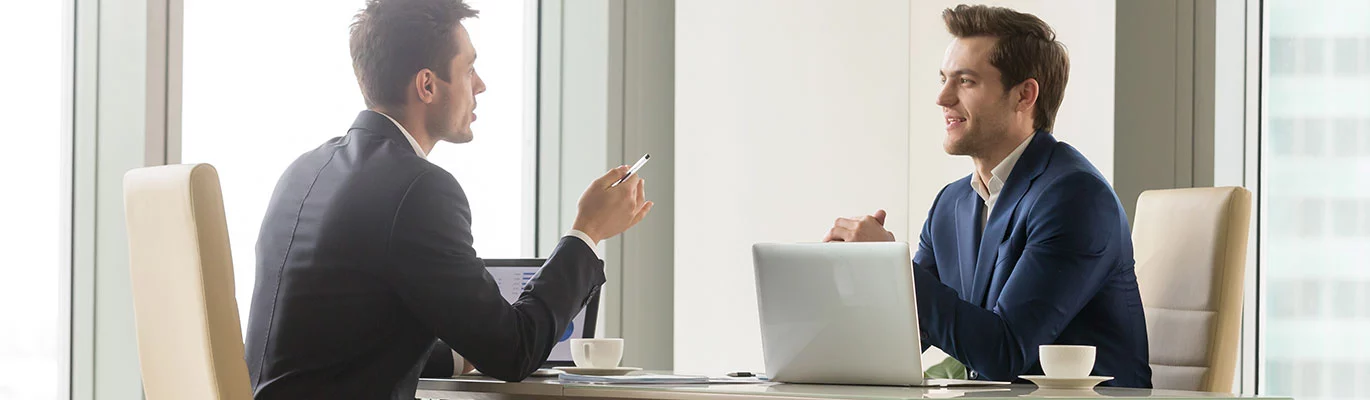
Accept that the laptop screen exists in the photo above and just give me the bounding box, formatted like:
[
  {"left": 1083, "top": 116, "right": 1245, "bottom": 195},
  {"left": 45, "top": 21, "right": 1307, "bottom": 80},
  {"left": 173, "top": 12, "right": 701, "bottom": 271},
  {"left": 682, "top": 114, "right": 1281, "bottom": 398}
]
[{"left": 485, "top": 259, "right": 599, "bottom": 366}]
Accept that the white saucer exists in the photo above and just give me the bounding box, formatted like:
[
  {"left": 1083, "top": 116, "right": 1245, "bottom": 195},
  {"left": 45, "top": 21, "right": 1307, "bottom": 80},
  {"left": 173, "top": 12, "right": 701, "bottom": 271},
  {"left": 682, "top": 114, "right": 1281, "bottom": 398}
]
[
  {"left": 553, "top": 366, "right": 642, "bottom": 376},
  {"left": 1019, "top": 375, "right": 1113, "bottom": 389}
]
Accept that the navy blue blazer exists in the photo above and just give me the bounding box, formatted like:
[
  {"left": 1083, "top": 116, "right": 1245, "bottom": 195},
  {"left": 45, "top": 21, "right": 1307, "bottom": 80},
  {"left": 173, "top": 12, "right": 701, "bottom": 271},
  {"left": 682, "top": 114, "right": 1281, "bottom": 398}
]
[{"left": 912, "top": 132, "right": 1151, "bottom": 388}]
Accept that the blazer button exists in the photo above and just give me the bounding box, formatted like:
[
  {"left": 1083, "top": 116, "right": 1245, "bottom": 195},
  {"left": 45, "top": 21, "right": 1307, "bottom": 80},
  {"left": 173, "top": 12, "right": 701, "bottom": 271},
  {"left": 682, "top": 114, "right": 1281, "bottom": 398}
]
[{"left": 969, "top": 371, "right": 978, "bottom": 379}]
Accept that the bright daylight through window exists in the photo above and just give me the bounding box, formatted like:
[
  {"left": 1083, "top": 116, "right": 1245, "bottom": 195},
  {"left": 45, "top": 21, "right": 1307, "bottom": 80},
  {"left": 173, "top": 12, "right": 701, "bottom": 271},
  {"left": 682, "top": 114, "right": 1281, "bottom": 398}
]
[
  {"left": 0, "top": 0, "right": 66, "bottom": 399},
  {"left": 1261, "top": 1, "right": 1370, "bottom": 399},
  {"left": 182, "top": 0, "right": 536, "bottom": 325}
]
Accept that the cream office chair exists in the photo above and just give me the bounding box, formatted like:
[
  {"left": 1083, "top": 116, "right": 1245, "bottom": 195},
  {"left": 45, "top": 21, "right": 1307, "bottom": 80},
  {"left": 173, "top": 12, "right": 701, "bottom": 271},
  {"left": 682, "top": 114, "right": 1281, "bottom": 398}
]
[
  {"left": 1132, "top": 186, "right": 1251, "bottom": 393},
  {"left": 123, "top": 164, "right": 252, "bottom": 399}
]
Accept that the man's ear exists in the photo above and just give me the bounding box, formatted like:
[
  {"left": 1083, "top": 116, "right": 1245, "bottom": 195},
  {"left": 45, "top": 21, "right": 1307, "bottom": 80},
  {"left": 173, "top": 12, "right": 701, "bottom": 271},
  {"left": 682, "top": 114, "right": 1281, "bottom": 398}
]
[
  {"left": 1014, "top": 78, "right": 1040, "bottom": 114},
  {"left": 415, "top": 69, "right": 437, "bottom": 104}
]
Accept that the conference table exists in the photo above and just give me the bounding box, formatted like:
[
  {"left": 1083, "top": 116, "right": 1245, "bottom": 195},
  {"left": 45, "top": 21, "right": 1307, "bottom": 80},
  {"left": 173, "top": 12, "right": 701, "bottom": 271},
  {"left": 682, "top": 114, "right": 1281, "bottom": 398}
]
[{"left": 416, "top": 375, "right": 1293, "bottom": 400}]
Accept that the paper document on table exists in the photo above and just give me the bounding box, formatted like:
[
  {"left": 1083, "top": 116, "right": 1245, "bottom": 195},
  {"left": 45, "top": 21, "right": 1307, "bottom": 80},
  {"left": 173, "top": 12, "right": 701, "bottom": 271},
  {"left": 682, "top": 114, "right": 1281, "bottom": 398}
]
[
  {"left": 923, "top": 378, "right": 1012, "bottom": 387},
  {"left": 558, "top": 373, "right": 709, "bottom": 384}
]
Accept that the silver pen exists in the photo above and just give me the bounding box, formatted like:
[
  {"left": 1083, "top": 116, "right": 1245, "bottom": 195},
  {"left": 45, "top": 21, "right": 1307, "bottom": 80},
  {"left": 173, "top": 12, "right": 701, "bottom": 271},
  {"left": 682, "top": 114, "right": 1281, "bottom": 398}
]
[{"left": 611, "top": 154, "right": 651, "bottom": 187}]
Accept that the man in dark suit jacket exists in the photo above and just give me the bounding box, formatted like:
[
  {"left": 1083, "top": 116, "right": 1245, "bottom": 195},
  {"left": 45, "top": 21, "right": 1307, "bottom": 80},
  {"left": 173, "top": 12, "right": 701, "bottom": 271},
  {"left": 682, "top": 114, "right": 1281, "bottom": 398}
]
[
  {"left": 825, "top": 5, "right": 1150, "bottom": 388},
  {"left": 243, "top": 1, "right": 654, "bottom": 398}
]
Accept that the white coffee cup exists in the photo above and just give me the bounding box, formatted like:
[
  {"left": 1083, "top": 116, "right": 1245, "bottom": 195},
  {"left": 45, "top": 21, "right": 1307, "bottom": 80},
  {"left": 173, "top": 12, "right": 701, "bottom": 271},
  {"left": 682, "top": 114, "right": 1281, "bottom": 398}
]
[
  {"left": 570, "top": 338, "right": 624, "bottom": 368},
  {"left": 1039, "top": 345, "right": 1096, "bottom": 378}
]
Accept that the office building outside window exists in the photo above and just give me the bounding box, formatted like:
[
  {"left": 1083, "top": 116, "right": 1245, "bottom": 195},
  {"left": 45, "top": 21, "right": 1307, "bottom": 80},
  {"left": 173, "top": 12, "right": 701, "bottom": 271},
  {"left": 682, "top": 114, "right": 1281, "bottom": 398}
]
[
  {"left": 1262, "top": 1, "right": 1370, "bottom": 399},
  {"left": 181, "top": 0, "right": 537, "bottom": 328}
]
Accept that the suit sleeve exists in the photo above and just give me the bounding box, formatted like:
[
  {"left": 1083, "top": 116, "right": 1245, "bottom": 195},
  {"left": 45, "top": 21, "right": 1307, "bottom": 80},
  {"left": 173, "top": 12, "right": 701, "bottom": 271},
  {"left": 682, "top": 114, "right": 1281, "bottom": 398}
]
[
  {"left": 912, "top": 186, "right": 948, "bottom": 352},
  {"left": 912, "top": 185, "right": 950, "bottom": 280},
  {"left": 385, "top": 169, "right": 605, "bottom": 382},
  {"left": 912, "top": 172, "right": 1121, "bottom": 381},
  {"left": 420, "top": 342, "right": 456, "bottom": 378}
]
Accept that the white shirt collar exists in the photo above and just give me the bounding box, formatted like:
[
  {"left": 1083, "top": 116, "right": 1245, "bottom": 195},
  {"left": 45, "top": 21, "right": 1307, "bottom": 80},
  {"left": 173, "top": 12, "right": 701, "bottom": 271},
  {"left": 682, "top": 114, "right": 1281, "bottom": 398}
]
[
  {"left": 971, "top": 133, "right": 1034, "bottom": 204},
  {"left": 375, "top": 111, "right": 428, "bottom": 159}
]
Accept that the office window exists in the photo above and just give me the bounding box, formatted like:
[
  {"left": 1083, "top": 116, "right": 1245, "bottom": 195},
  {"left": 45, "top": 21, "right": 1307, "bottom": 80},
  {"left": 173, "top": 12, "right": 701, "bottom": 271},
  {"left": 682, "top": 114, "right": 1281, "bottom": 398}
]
[
  {"left": 1270, "top": 37, "right": 1297, "bottom": 75},
  {"left": 1298, "top": 198, "right": 1325, "bottom": 237},
  {"left": 1300, "top": 362, "right": 1325, "bottom": 397},
  {"left": 1361, "top": 363, "right": 1370, "bottom": 399},
  {"left": 1363, "top": 198, "right": 1370, "bottom": 236},
  {"left": 1300, "top": 38, "right": 1325, "bottom": 75},
  {"left": 1333, "top": 118, "right": 1359, "bottom": 157},
  {"left": 1302, "top": 119, "right": 1326, "bottom": 156},
  {"left": 1268, "top": 280, "right": 1298, "bottom": 318},
  {"left": 1331, "top": 362, "right": 1357, "bottom": 398},
  {"left": 1269, "top": 118, "right": 1295, "bottom": 156},
  {"left": 1362, "top": 281, "right": 1370, "bottom": 318},
  {"left": 1364, "top": 39, "right": 1370, "bottom": 75},
  {"left": 1362, "top": 119, "right": 1370, "bottom": 156},
  {"left": 1262, "top": 2, "right": 1370, "bottom": 399},
  {"left": 1297, "top": 279, "right": 1322, "bottom": 318},
  {"left": 181, "top": 0, "right": 537, "bottom": 326},
  {"left": 1267, "top": 359, "right": 1294, "bottom": 394},
  {"left": 1331, "top": 199, "right": 1357, "bottom": 237},
  {"left": 0, "top": 0, "right": 67, "bottom": 398},
  {"left": 1331, "top": 281, "right": 1356, "bottom": 319},
  {"left": 1333, "top": 38, "right": 1359, "bottom": 76}
]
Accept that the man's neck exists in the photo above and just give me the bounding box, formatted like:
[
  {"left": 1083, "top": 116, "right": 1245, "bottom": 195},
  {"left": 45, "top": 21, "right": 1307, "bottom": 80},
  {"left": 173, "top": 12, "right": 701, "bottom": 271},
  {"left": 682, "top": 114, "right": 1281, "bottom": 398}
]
[
  {"left": 372, "top": 107, "right": 437, "bottom": 154},
  {"left": 971, "top": 129, "right": 1034, "bottom": 182}
]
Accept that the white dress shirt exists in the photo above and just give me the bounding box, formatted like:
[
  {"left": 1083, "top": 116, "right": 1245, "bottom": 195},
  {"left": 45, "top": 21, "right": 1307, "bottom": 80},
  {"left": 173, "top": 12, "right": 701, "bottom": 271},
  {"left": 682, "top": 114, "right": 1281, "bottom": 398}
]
[
  {"left": 970, "top": 133, "right": 1034, "bottom": 228},
  {"left": 376, "top": 111, "right": 604, "bottom": 374}
]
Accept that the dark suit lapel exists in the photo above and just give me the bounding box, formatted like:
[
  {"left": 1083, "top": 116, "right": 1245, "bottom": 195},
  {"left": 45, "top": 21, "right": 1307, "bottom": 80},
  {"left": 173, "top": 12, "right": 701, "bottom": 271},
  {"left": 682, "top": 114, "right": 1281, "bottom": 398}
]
[
  {"left": 955, "top": 188, "right": 982, "bottom": 301},
  {"left": 969, "top": 132, "right": 1056, "bottom": 306}
]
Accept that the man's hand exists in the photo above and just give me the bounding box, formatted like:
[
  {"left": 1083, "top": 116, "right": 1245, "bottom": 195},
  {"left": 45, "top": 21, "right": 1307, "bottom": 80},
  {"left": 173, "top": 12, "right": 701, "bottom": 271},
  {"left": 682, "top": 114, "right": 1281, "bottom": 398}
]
[
  {"left": 823, "top": 209, "right": 896, "bottom": 242},
  {"left": 571, "top": 165, "right": 655, "bottom": 244}
]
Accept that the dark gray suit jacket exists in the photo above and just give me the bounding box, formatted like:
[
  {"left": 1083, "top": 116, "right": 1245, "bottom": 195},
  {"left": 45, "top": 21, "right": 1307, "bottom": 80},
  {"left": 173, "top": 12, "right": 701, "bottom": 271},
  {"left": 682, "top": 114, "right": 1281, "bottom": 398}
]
[{"left": 244, "top": 110, "right": 604, "bottom": 399}]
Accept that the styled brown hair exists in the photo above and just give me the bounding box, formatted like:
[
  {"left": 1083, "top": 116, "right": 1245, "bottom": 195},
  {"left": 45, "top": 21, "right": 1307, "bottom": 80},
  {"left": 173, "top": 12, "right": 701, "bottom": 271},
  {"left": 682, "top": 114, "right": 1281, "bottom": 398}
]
[
  {"left": 943, "top": 4, "right": 1069, "bottom": 132},
  {"left": 350, "top": 0, "right": 478, "bottom": 108}
]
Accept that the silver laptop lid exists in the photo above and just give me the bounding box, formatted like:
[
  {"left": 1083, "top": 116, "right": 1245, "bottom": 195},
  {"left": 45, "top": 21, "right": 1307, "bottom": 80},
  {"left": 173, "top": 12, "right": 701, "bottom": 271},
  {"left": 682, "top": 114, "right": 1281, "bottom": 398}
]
[{"left": 752, "top": 242, "right": 924, "bottom": 386}]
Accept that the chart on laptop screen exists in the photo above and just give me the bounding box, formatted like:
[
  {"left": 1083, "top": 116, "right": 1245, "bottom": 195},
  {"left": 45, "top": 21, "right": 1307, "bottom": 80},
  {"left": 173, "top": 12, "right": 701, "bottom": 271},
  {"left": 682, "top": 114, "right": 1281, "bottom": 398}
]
[{"left": 487, "top": 266, "right": 588, "bottom": 362}]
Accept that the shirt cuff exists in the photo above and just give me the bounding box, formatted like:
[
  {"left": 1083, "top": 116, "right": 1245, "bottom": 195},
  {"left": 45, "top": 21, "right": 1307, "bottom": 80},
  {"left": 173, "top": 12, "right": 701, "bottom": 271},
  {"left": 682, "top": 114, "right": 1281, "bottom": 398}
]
[
  {"left": 451, "top": 350, "right": 464, "bottom": 377},
  {"left": 565, "top": 229, "right": 604, "bottom": 260}
]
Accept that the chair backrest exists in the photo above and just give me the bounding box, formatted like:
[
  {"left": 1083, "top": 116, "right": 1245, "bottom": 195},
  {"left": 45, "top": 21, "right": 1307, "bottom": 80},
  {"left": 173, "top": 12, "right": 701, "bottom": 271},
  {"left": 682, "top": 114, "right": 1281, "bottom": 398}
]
[
  {"left": 1133, "top": 186, "right": 1251, "bottom": 393},
  {"left": 123, "top": 164, "right": 252, "bottom": 400}
]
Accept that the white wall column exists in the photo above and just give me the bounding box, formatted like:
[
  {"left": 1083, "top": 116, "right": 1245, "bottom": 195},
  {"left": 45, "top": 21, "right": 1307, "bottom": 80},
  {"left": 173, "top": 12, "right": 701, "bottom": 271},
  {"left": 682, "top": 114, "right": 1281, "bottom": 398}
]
[{"left": 675, "top": 0, "right": 913, "bottom": 375}]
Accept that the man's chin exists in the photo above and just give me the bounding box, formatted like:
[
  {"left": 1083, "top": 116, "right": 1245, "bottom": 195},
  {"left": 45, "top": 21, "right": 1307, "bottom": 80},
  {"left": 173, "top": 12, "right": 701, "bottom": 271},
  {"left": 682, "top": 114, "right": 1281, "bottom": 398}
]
[
  {"left": 943, "top": 137, "right": 970, "bottom": 156},
  {"left": 441, "top": 129, "right": 474, "bottom": 144},
  {"left": 447, "top": 135, "right": 473, "bottom": 144}
]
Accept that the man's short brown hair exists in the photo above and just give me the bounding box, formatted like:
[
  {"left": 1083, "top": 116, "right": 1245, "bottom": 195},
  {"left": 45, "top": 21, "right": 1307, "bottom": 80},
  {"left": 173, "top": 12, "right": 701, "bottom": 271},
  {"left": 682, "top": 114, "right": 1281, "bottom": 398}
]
[
  {"left": 943, "top": 4, "right": 1069, "bottom": 132},
  {"left": 350, "top": 0, "right": 478, "bottom": 109}
]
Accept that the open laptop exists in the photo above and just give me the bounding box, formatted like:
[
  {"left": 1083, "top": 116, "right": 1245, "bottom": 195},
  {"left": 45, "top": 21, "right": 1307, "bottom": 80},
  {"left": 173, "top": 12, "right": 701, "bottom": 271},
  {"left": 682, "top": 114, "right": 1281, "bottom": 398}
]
[
  {"left": 485, "top": 258, "right": 600, "bottom": 367},
  {"left": 752, "top": 242, "right": 1004, "bottom": 387}
]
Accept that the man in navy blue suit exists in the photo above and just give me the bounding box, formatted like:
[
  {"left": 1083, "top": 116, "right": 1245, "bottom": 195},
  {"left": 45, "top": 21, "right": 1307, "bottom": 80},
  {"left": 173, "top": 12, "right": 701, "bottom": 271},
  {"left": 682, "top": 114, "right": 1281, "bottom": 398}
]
[{"left": 824, "top": 5, "right": 1151, "bottom": 388}]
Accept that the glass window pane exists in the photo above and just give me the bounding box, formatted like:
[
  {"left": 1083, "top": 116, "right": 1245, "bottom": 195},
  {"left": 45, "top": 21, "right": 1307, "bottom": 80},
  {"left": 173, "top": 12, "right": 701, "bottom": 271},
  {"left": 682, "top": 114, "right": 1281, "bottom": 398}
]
[
  {"left": 1362, "top": 119, "right": 1370, "bottom": 156},
  {"left": 1332, "top": 281, "right": 1356, "bottom": 318},
  {"left": 1298, "top": 361, "right": 1324, "bottom": 397},
  {"left": 1262, "top": 2, "right": 1370, "bottom": 399},
  {"left": 1362, "top": 198, "right": 1370, "bottom": 237},
  {"left": 0, "top": 0, "right": 67, "bottom": 398},
  {"left": 181, "top": 0, "right": 536, "bottom": 328},
  {"left": 1363, "top": 39, "right": 1370, "bottom": 75},
  {"left": 1302, "top": 118, "right": 1326, "bottom": 156},
  {"left": 1333, "top": 118, "right": 1358, "bottom": 157},
  {"left": 1270, "top": 37, "right": 1297, "bottom": 75},
  {"left": 1299, "top": 198, "right": 1325, "bottom": 237},
  {"left": 1300, "top": 38, "right": 1325, "bottom": 75},
  {"left": 1334, "top": 38, "right": 1359, "bottom": 76},
  {"left": 1270, "top": 118, "right": 1296, "bottom": 156},
  {"left": 1332, "top": 199, "right": 1357, "bottom": 236},
  {"left": 1269, "top": 279, "right": 1299, "bottom": 318}
]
